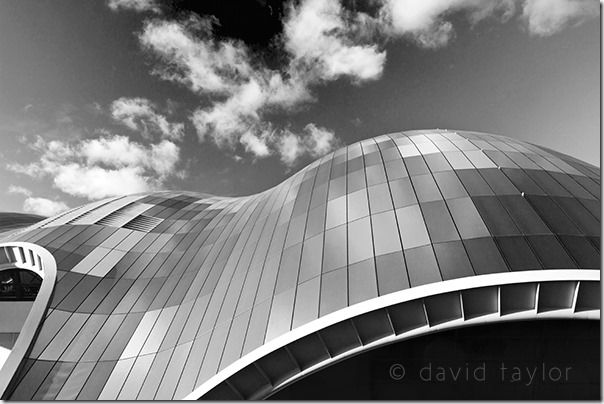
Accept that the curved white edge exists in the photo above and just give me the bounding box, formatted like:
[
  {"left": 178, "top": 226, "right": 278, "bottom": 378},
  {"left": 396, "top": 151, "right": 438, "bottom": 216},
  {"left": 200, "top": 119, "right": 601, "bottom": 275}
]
[
  {"left": 184, "top": 269, "right": 601, "bottom": 400},
  {"left": 0, "top": 242, "right": 56, "bottom": 399}
]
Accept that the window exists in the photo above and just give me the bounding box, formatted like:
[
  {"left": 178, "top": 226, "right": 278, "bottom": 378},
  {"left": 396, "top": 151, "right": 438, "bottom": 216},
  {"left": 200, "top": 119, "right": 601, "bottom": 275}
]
[
  {"left": 498, "top": 195, "right": 550, "bottom": 234},
  {"left": 405, "top": 246, "right": 441, "bottom": 286},
  {"left": 433, "top": 171, "right": 468, "bottom": 199},
  {"left": 411, "top": 174, "right": 442, "bottom": 203},
  {"left": 456, "top": 169, "right": 494, "bottom": 196},
  {"left": 472, "top": 196, "right": 520, "bottom": 236},
  {"left": 375, "top": 251, "right": 409, "bottom": 295},
  {"left": 320, "top": 267, "right": 347, "bottom": 316},
  {"left": 347, "top": 169, "right": 366, "bottom": 193},
  {"left": 368, "top": 183, "right": 393, "bottom": 214},
  {"left": 525, "top": 195, "right": 581, "bottom": 235},
  {"left": 347, "top": 189, "right": 369, "bottom": 222},
  {"left": 0, "top": 269, "right": 42, "bottom": 300},
  {"left": 558, "top": 235, "right": 600, "bottom": 269},
  {"left": 463, "top": 237, "right": 509, "bottom": 275},
  {"left": 495, "top": 236, "right": 542, "bottom": 271},
  {"left": 433, "top": 241, "right": 474, "bottom": 280},
  {"left": 396, "top": 205, "right": 430, "bottom": 249},
  {"left": 421, "top": 201, "right": 460, "bottom": 243},
  {"left": 348, "top": 258, "right": 377, "bottom": 305},
  {"left": 365, "top": 164, "right": 387, "bottom": 186},
  {"left": 526, "top": 236, "right": 576, "bottom": 269},
  {"left": 299, "top": 234, "right": 323, "bottom": 283},
  {"left": 501, "top": 169, "right": 546, "bottom": 195},
  {"left": 384, "top": 158, "right": 407, "bottom": 180},
  {"left": 326, "top": 196, "right": 347, "bottom": 229},
  {"left": 323, "top": 225, "right": 347, "bottom": 272},
  {"left": 404, "top": 156, "right": 429, "bottom": 176},
  {"left": 390, "top": 178, "right": 417, "bottom": 208},
  {"left": 479, "top": 168, "right": 518, "bottom": 195},
  {"left": 348, "top": 217, "right": 373, "bottom": 264},
  {"left": 328, "top": 177, "right": 346, "bottom": 201},
  {"left": 372, "top": 210, "right": 402, "bottom": 256},
  {"left": 424, "top": 153, "right": 452, "bottom": 172},
  {"left": 464, "top": 150, "right": 496, "bottom": 169},
  {"left": 446, "top": 197, "right": 490, "bottom": 239}
]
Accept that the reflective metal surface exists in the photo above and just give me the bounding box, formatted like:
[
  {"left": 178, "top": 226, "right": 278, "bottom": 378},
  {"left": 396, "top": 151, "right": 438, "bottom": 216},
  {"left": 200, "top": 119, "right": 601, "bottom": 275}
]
[{"left": 0, "top": 129, "right": 600, "bottom": 400}]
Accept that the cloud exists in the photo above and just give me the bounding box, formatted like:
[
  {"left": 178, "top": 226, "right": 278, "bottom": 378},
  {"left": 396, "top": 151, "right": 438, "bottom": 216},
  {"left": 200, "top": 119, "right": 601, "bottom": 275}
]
[
  {"left": 107, "top": 0, "right": 160, "bottom": 14},
  {"left": 111, "top": 97, "right": 184, "bottom": 140},
  {"left": 8, "top": 134, "right": 180, "bottom": 200},
  {"left": 22, "top": 197, "right": 69, "bottom": 217},
  {"left": 377, "top": 0, "right": 516, "bottom": 48},
  {"left": 7, "top": 185, "right": 32, "bottom": 197},
  {"left": 140, "top": 15, "right": 339, "bottom": 164},
  {"left": 276, "top": 124, "right": 340, "bottom": 166},
  {"left": 283, "top": 0, "right": 386, "bottom": 82},
  {"left": 240, "top": 131, "right": 272, "bottom": 158},
  {"left": 376, "top": 0, "right": 597, "bottom": 47},
  {"left": 8, "top": 186, "right": 68, "bottom": 217},
  {"left": 521, "top": 0, "right": 598, "bottom": 37},
  {"left": 111, "top": 0, "right": 596, "bottom": 168},
  {"left": 139, "top": 18, "right": 256, "bottom": 95}
]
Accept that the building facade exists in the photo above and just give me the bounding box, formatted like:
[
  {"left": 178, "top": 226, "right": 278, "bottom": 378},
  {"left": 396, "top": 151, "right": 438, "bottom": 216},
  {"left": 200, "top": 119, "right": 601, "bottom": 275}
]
[{"left": 0, "top": 129, "right": 599, "bottom": 400}]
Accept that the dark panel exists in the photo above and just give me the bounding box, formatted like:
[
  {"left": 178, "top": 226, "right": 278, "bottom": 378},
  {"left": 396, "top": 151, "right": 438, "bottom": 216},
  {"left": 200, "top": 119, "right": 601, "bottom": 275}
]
[
  {"left": 76, "top": 361, "right": 117, "bottom": 400},
  {"left": 318, "top": 320, "right": 361, "bottom": 357},
  {"left": 472, "top": 196, "right": 521, "bottom": 236},
  {"left": 10, "top": 360, "right": 55, "bottom": 400},
  {"left": 404, "top": 245, "right": 442, "bottom": 286},
  {"left": 387, "top": 299, "right": 427, "bottom": 334},
  {"left": 375, "top": 251, "right": 409, "bottom": 295},
  {"left": 433, "top": 241, "right": 474, "bottom": 280},
  {"left": 498, "top": 195, "right": 551, "bottom": 234},
  {"left": 525, "top": 195, "right": 582, "bottom": 235},
  {"left": 456, "top": 169, "right": 494, "bottom": 196},
  {"left": 495, "top": 237, "right": 542, "bottom": 271},
  {"left": 352, "top": 309, "right": 394, "bottom": 344},
  {"left": 479, "top": 168, "right": 519, "bottom": 195},
  {"left": 526, "top": 236, "right": 577, "bottom": 269},
  {"left": 558, "top": 236, "right": 601, "bottom": 269}
]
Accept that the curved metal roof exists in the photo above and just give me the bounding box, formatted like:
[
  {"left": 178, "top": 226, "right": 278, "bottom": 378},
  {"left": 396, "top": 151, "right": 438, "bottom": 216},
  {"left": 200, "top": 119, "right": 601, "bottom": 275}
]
[{"left": 0, "top": 129, "right": 600, "bottom": 399}]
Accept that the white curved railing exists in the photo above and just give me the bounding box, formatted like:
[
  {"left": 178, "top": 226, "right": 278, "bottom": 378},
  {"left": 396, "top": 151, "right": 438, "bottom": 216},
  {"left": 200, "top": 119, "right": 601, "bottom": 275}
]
[
  {"left": 185, "top": 269, "right": 600, "bottom": 400},
  {"left": 0, "top": 242, "right": 56, "bottom": 399}
]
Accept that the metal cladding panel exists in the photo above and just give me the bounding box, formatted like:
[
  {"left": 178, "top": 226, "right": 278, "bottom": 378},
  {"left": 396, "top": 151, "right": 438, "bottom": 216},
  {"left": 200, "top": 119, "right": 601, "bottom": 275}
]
[{"left": 0, "top": 130, "right": 600, "bottom": 400}]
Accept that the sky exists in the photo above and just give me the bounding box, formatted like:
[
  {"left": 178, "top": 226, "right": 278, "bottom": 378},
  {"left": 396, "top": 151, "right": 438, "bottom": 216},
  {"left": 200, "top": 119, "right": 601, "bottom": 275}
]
[{"left": 0, "top": 0, "right": 599, "bottom": 217}]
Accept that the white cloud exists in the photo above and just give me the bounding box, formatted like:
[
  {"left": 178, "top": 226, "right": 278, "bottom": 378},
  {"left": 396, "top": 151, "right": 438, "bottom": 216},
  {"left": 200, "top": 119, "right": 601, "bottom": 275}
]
[
  {"left": 191, "top": 79, "right": 266, "bottom": 146},
  {"left": 8, "top": 134, "right": 181, "bottom": 200},
  {"left": 8, "top": 185, "right": 32, "bottom": 197},
  {"left": 140, "top": 15, "right": 338, "bottom": 164},
  {"left": 23, "top": 197, "right": 69, "bottom": 217},
  {"left": 283, "top": 0, "right": 386, "bottom": 81},
  {"left": 240, "top": 131, "right": 272, "bottom": 158},
  {"left": 117, "top": 0, "right": 596, "bottom": 168},
  {"left": 304, "top": 123, "right": 340, "bottom": 156},
  {"left": 139, "top": 18, "right": 254, "bottom": 95},
  {"left": 277, "top": 124, "right": 340, "bottom": 166},
  {"left": 8, "top": 185, "right": 68, "bottom": 217},
  {"left": 53, "top": 164, "right": 153, "bottom": 200},
  {"left": 111, "top": 97, "right": 184, "bottom": 140},
  {"left": 521, "top": 0, "right": 598, "bottom": 37},
  {"left": 276, "top": 131, "right": 304, "bottom": 167},
  {"left": 378, "top": 0, "right": 516, "bottom": 48},
  {"left": 107, "top": 0, "right": 160, "bottom": 13}
]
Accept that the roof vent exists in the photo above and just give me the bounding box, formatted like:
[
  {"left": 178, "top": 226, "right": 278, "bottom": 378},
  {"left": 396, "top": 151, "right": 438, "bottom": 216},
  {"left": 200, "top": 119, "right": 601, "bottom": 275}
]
[{"left": 122, "top": 214, "right": 162, "bottom": 232}]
